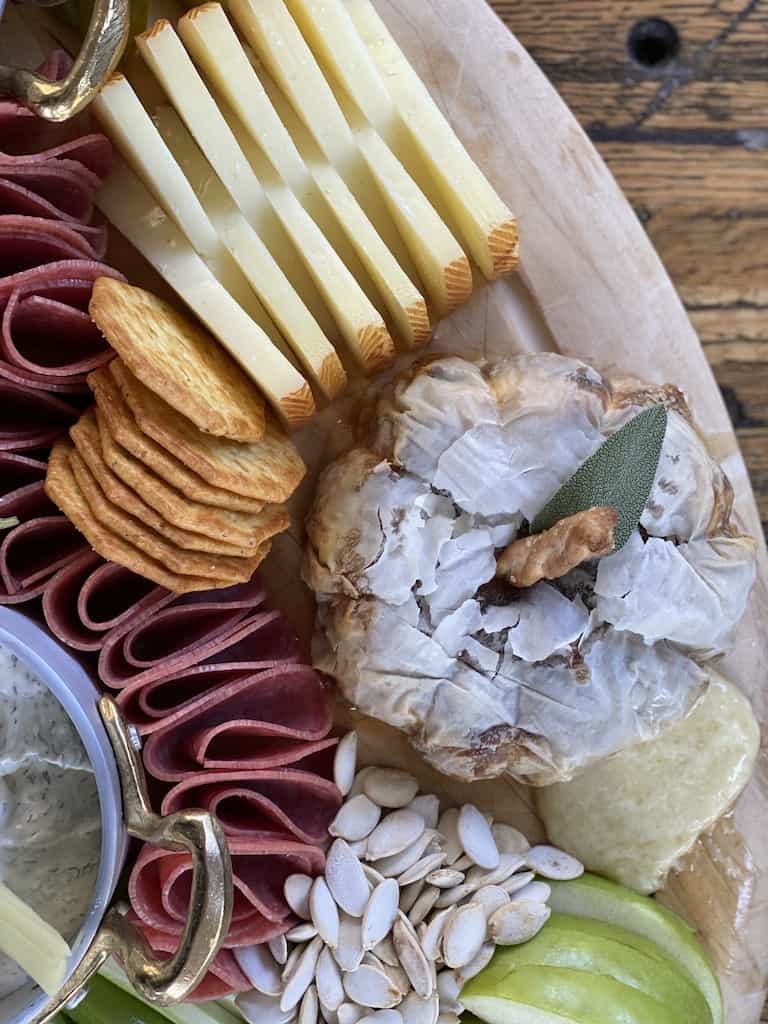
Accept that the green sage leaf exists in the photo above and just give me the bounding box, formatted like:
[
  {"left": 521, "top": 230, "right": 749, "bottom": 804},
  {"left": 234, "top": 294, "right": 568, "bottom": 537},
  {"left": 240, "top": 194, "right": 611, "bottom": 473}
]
[
  {"left": 0, "top": 517, "right": 18, "bottom": 531},
  {"left": 531, "top": 404, "right": 668, "bottom": 550}
]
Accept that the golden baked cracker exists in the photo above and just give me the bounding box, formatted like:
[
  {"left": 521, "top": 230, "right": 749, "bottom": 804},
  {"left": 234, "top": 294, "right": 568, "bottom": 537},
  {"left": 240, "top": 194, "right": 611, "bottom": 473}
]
[
  {"left": 70, "top": 409, "right": 256, "bottom": 559},
  {"left": 88, "top": 365, "right": 266, "bottom": 514},
  {"left": 95, "top": 409, "right": 290, "bottom": 549},
  {"left": 89, "top": 277, "right": 266, "bottom": 442},
  {"left": 44, "top": 440, "right": 234, "bottom": 594},
  {"left": 69, "top": 447, "right": 263, "bottom": 584},
  {"left": 110, "top": 359, "right": 306, "bottom": 503}
]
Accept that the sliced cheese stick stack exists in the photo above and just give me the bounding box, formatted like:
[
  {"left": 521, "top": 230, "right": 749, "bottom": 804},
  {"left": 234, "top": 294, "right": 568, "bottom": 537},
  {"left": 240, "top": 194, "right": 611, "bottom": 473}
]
[
  {"left": 92, "top": 1, "right": 518, "bottom": 422},
  {"left": 137, "top": 20, "right": 396, "bottom": 375},
  {"left": 226, "top": 0, "right": 474, "bottom": 316},
  {"left": 287, "top": 0, "right": 519, "bottom": 278},
  {"left": 177, "top": 2, "right": 430, "bottom": 348},
  {"left": 152, "top": 105, "right": 347, "bottom": 400},
  {"left": 46, "top": 279, "right": 307, "bottom": 593}
]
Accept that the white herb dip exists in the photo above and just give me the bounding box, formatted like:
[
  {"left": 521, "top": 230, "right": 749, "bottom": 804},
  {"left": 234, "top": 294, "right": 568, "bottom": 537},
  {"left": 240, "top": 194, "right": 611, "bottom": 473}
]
[{"left": 0, "top": 644, "right": 101, "bottom": 998}]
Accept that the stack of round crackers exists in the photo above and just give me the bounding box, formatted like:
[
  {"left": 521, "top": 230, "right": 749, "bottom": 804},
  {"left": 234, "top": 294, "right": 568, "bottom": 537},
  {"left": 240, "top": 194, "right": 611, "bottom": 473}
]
[{"left": 46, "top": 279, "right": 306, "bottom": 593}]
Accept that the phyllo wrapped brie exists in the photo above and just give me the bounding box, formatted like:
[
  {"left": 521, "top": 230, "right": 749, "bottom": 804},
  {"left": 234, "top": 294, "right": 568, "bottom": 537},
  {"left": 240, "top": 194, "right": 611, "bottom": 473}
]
[{"left": 304, "top": 354, "right": 757, "bottom": 786}]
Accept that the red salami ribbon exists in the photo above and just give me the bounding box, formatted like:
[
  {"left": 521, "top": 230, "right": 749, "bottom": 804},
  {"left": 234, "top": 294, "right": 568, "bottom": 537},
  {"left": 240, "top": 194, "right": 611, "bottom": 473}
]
[
  {"left": 126, "top": 918, "right": 252, "bottom": 1001},
  {"left": 129, "top": 838, "right": 325, "bottom": 949}
]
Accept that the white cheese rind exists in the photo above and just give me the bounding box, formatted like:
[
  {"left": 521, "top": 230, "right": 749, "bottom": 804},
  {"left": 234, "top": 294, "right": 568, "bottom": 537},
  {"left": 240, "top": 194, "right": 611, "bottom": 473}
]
[
  {"left": 97, "top": 159, "right": 315, "bottom": 425},
  {"left": 137, "top": 19, "right": 394, "bottom": 372}
]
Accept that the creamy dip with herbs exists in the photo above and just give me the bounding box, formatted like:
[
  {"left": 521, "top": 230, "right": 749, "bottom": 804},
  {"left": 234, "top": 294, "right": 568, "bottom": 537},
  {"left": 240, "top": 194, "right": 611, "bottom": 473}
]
[{"left": 0, "top": 644, "right": 101, "bottom": 998}]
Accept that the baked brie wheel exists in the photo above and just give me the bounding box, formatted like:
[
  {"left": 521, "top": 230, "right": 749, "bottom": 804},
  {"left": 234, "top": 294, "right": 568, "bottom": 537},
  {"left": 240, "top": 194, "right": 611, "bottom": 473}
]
[{"left": 304, "top": 354, "right": 756, "bottom": 786}]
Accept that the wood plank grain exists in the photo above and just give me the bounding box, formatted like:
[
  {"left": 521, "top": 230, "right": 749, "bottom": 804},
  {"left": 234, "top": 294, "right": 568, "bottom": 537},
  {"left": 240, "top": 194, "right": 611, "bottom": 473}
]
[
  {"left": 490, "top": 0, "right": 768, "bottom": 139},
  {"left": 487, "top": 0, "right": 768, "bottom": 537}
]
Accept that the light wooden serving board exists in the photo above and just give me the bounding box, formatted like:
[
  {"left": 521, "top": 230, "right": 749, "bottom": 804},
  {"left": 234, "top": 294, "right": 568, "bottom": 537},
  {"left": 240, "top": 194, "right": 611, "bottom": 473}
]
[{"left": 3, "top": 1, "right": 767, "bottom": 1020}]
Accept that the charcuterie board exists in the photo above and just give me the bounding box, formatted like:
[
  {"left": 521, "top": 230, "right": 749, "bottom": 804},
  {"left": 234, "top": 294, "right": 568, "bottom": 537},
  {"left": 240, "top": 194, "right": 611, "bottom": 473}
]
[{"left": 3, "top": 1, "right": 767, "bottom": 1021}]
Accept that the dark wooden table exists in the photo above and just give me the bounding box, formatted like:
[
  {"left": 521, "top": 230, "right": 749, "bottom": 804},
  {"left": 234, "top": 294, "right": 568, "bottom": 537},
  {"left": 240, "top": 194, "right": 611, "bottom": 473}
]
[{"left": 489, "top": 0, "right": 768, "bottom": 539}]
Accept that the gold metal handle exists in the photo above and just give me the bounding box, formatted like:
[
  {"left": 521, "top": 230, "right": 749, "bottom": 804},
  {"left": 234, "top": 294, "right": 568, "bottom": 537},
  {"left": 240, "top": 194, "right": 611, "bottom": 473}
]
[
  {"left": 0, "top": 0, "right": 129, "bottom": 121},
  {"left": 31, "top": 697, "right": 233, "bottom": 1023}
]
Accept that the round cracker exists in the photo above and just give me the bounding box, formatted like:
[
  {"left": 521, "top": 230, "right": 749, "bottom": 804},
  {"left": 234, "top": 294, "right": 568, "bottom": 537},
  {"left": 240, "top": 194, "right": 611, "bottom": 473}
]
[
  {"left": 88, "top": 364, "right": 266, "bottom": 514},
  {"left": 44, "top": 440, "right": 236, "bottom": 594},
  {"left": 110, "top": 359, "right": 306, "bottom": 503},
  {"left": 94, "top": 408, "right": 289, "bottom": 549},
  {"left": 69, "top": 447, "right": 265, "bottom": 584},
  {"left": 89, "top": 277, "right": 266, "bottom": 442},
  {"left": 70, "top": 409, "right": 256, "bottom": 559}
]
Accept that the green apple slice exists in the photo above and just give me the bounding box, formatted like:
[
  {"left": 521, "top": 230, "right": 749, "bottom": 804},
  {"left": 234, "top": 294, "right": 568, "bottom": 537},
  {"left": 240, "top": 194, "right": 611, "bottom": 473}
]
[
  {"left": 477, "top": 913, "right": 710, "bottom": 1024},
  {"left": 548, "top": 874, "right": 723, "bottom": 1024},
  {"left": 464, "top": 1007, "right": 573, "bottom": 1024},
  {"left": 463, "top": 963, "right": 681, "bottom": 1024}
]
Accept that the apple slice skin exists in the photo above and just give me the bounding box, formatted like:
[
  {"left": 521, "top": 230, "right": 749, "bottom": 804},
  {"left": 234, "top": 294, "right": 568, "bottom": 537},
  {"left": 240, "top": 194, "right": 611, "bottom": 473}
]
[
  {"left": 548, "top": 873, "right": 723, "bottom": 1024},
  {"left": 473, "top": 913, "right": 711, "bottom": 1024},
  {"left": 463, "top": 1004, "right": 575, "bottom": 1024},
  {"left": 464, "top": 964, "right": 682, "bottom": 1024}
]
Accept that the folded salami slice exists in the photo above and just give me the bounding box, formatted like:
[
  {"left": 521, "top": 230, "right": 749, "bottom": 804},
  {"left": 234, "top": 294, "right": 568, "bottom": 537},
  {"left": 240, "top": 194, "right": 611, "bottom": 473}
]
[
  {"left": 0, "top": 479, "right": 56, "bottom": 521},
  {"left": 79, "top": 561, "right": 173, "bottom": 633},
  {"left": 43, "top": 550, "right": 110, "bottom": 650},
  {"left": 114, "top": 616, "right": 303, "bottom": 724},
  {"left": 0, "top": 214, "right": 98, "bottom": 270},
  {"left": 0, "top": 452, "right": 55, "bottom": 520},
  {"left": 129, "top": 838, "right": 324, "bottom": 948},
  {"left": 0, "top": 450, "right": 46, "bottom": 493},
  {"left": 4, "top": 290, "right": 113, "bottom": 377},
  {"left": 44, "top": 557, "right": 175, "bottom": 651},
  {"left": 2, "top": 135, "right": 113, "bottom": 183},
  {"left": 0, "top": 255, "right": 122, "bottom": 391},
  {"left": 140, "top": 666, "right": 334, "bottom": 781},
  {"left": 0, "top": 382, "right": 79, "bottom": 449},
  {"left": 98, "top": 578, "right": 271, "bottom": 689},
  {"left": 0, "top": 173, "right": 106, "bottom": 254},
  {"left": 127, "top": 918, "right": 252, "bottom": 1001},
  {"left": 0, "top": 515, "right": 88, "bottom": 603},
  {"left": 161, "top": 768, "right": 342, "bottom": 846}
]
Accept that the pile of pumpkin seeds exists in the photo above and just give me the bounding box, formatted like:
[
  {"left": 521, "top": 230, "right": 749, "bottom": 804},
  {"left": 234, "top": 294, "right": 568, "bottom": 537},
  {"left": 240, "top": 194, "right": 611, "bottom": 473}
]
[{"left": 235, "top": 733, "right": 583, "bottom": 1024}]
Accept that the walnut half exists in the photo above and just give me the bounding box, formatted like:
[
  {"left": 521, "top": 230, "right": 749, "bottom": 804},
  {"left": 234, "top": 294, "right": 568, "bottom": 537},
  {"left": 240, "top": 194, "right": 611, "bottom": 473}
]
[{"left": 496, "top": 507, "right": 618, "bottom": 588}]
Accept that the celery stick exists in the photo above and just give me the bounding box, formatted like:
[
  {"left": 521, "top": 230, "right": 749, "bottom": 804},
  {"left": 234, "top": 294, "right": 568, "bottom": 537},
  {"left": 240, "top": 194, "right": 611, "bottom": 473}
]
[
  {"left": 99, "top": 960, "right": 243, "bottom": 1024},
  {"left": 0, "top": 882, "right": 70, "bottom": 996},
  {"left": 67, "top": 975, "right": 171, "bottom": 1024}
]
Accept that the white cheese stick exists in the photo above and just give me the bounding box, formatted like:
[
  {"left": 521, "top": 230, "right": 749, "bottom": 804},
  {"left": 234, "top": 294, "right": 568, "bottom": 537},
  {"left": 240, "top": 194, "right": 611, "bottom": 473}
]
[
  {"left": 154, "top": 106, "right": 346, "bottom": 399},
  {"left": 256, "top": 64, "right": 431, "bottom": 345},
  {"left": 289, "top": 0, "right": 519, "bottom": 279},
  {"left": 176, "top": 4, "right": 364, "bottom": 290},
  {"left": 137, "top": 20, "right": 395, "bottom": 374},
  {"left": 97, "top": 159, "right": 315, "bottom": 426},
  {"left": 341, "top": 103, "right": 473, "bottom": 317},
  {"left": 178, "top": 3, "right": 430, "bottom": 347},
  {"left": 0, "top": 882, "right": 70, "bottom": 997},
  {"left": 91, "top": 73, "right": 298, "bottom": 370},
  {"left": 226, "top": 0, "right": 415, "bottom": 276},
  {"left": 92, "top": 73, "right": 220, "bottom": 260},
  {"left": 228, "top": 0, "right": 471, "bottom": 315}
]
